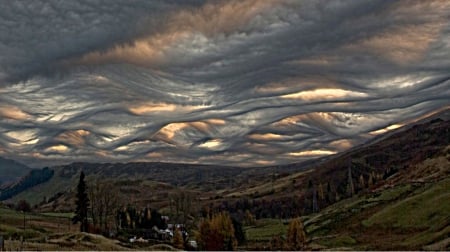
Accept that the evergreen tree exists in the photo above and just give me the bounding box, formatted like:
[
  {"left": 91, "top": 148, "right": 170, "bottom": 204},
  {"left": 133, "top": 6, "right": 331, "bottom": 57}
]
[
  {"left": 312, "top": 186, "right": 319, "bottom": 213},
  {"left": 326, "top": 181, "right": 333, "bottom": 204},
  {"left": 73, "top": 171, "right": 90, "bottom": 232},
  {"left": 346, "top": 160, "right": 355, "bottom": 197}
]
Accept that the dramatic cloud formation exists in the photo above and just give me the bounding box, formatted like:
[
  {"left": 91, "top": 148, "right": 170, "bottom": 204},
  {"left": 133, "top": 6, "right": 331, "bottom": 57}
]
[{"left": 0, "top": 0, "right": 449, "bottom": 167}]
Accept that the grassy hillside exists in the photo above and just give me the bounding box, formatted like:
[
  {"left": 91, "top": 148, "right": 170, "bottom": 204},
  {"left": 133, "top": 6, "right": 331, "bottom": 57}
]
[
  {"left": 243, "top": 157, "right": 449, "bottom": 250},
  {"left": 303, "top": 177, "right": 449, "bottom": 250}
]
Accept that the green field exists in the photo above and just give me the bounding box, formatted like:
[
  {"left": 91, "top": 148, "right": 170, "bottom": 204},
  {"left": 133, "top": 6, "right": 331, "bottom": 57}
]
[{"left": 245, "top": 218, "right": 288, "bottom": 242}]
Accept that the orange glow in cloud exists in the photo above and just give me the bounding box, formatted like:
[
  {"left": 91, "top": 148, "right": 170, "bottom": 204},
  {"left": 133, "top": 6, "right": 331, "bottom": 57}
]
[
  {"left": 205, "top": 118, "right": 226, "bottom": 125},
  {"left": 248, "top": 133, "right": 283, "bottom": 141},
  {"left": 56, "top": 129, "right": 90, "bottom": 146},
  {"left": 129, "top": 102, "right": 208, "bottom": 115},
  {"left": 95, "top": 150, "right": 109, "bottom": 157},
  {"left": 75, "top": 30, "right": 191, "bottom": 67},
  {"left": 168, "top": 0, "right": 283, "bottom": 36},
  {"left": 155, "top": 122, "right": 189, "bottom": 140},
  {"left": 329, "top": 139, "right": 354, "bottom": 150},
  {"left": 69, "top": 0, "right": 283, "bottom": 68},
  {"left": 281, "top": 88, "right": 367, "bottom": 100},
  {"left": 45, "top": 145, "right": 69, "bottom": 153},
  {"left": 289, "top": 150, "right": 337, "bottom": 157},
  {"left": 369, "top": 124, "right": 404, "bottom": 135},
  {"left": 198, "top": 139, "right": 222, "bottom": 149},
  {"left": 129, "top": 102, "right": 177, "bottom": 114},
  {"left": 147, "top": 152, "right": 163, "bottom": 158},
  {"left": 340, "top": 0, "right": 450, "bottom": 65},
  {"left": 154, "top": 118, "right": 223, "bottom": 141},
  {"left": 5, "top": 130, "right": 38, "bottom": 145},
  {"left": 256, "top": 77, "right": 340, "bottom": 94},
  {"left": 345, "top": 21, "right": 445, "bottom": 65},
  {"left": 272, "top": 114, "right": 307, "bottom": 127},
  {"left": 254, "top": 160, "right": 277, "bottom": 166},
  {"left": 0, "top": 106, "right": 30, "bottom": 120}
]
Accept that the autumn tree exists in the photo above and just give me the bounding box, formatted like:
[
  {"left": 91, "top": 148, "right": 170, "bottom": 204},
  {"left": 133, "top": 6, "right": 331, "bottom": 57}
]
[
  {"left": 73, "top": 171, "right": 90, "bottom": 232},
  {"left": 286, "top": 217, "right": 307, "bottom": 250},
  {"left": 196, "top": 212, "right": 237, "bottom": 250},
  {"left": 173, "top": 228, "right": 185, "bottom": 249}
]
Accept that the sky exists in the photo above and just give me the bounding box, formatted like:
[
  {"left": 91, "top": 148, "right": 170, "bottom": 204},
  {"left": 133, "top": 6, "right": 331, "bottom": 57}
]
[{"left": 0, "top": 0, "right": 449, "bottom": 168}]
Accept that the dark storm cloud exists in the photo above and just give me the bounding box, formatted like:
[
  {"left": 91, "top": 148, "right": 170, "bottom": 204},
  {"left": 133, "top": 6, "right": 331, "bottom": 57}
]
[
  {"left": 0, "top": 0, "right": 449, "bottom": 167},
  {"left": 0, "top": 0, "right": 206, "bottom": 82}
]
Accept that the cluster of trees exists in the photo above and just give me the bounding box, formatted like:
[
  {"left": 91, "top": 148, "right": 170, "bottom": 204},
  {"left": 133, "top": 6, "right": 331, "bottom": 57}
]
[
  {"left": 200, "top": 160, "right": 390, "bottom": 222},
  {"left": 88, "top": 179, "right": 120, "bottom": 233},
  {"left": 0, "top": 167, "right": 54, "bottom": 200},
  {"left": 169, "top": 190, "right": 196, "bottom": 224},
  {"left": 72, "top": 172, "right": 122, "bottom": 233},
  {"left": 304, "top": 162, "right": 386, "bottom": 214},
  {"left": 72, "top": 171, "right": 167, "bottom": 236},
  {"left": 203, "top": 197, "right": 305, "bottom": 219},
  {"left": 116, "top": 206, "right": 166, "bottom": 230}
]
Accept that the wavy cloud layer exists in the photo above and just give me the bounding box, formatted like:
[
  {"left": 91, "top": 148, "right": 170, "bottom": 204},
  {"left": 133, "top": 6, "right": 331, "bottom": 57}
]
[{"left": 1, "top": 0, "right": 449, "bottom": 167}]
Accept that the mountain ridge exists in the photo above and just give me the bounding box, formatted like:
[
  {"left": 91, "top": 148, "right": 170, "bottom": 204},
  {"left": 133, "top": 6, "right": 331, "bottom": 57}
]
[{"left": 0, "top": 157, "right": 31, "bottom": 187}]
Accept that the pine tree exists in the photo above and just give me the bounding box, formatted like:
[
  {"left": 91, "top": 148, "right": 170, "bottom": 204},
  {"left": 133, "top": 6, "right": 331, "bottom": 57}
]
[
  {"left": 286, "top": 217, "right": 307, "bottom": 250},
  {"left": 73, "top": 171, "right": 90, "bottom": 232},
  {"left": 326, "top": 181, "right": 333, "bottom": 204},
  {"left": 312, "top": 186, "right": 319, "bottom": 213},
  {"left": 346, "top": 160, "right": 355, "bottom": 197}
]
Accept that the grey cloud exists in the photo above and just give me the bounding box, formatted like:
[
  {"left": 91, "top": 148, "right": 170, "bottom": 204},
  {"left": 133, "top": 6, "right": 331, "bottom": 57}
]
[
  {"left": 0, "top": 0, "right": 449, "bottom": 167},
  {"left": 0, "top": 0, "right": 207, "bottom": 82}
]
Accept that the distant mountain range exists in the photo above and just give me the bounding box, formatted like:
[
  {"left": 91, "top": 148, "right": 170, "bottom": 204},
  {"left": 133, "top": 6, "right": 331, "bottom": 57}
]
[
  {"left": 0, "top": 157, "right": 31, "bottom": 186},
  {"left": 2, "top": 109, "right": 449, "bottom": 211}
]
